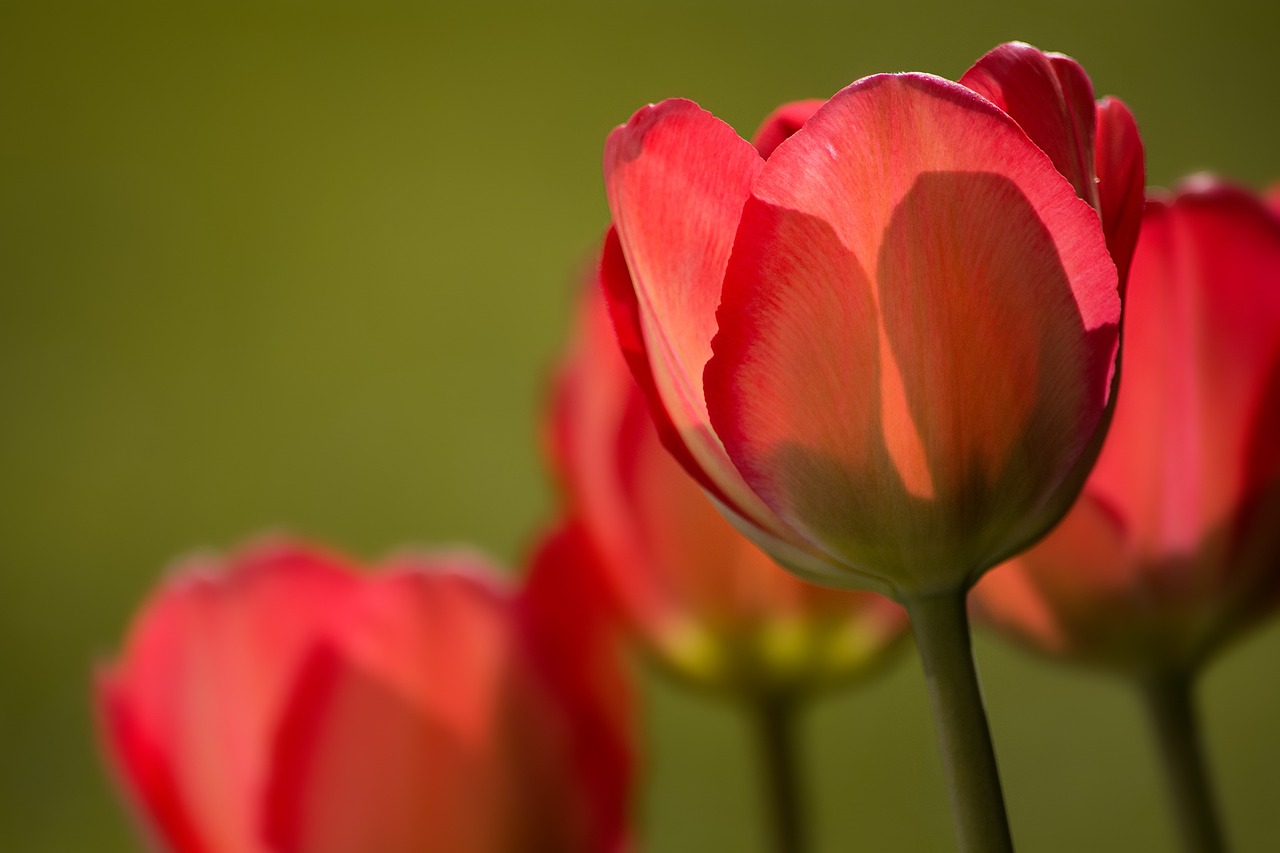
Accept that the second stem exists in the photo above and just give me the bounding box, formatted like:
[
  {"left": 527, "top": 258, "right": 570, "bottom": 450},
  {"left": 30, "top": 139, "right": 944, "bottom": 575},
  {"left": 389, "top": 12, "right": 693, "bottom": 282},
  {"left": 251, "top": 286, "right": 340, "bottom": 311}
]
[{"left": 754, "top": 694, "right": 805, "bottom": 853}]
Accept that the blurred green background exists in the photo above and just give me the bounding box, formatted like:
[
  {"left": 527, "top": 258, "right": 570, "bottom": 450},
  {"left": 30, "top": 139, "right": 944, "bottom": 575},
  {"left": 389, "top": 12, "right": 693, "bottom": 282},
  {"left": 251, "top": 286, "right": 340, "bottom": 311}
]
[{"left": 2, "top": 1, "right": 1278, "bottom": 850}]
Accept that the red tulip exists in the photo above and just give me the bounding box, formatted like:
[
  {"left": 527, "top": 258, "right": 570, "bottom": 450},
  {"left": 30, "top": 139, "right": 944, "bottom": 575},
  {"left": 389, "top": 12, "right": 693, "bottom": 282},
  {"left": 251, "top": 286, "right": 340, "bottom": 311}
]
[
  {"left": 98, "top": 536, "right": 632, "bottom": 853},
  {"left": 601, "top": 41, "right": 1144, "bottom": 598},
  {"left": 96, "top": 541, "right": 360, "bottom": 853},
  {"left": 974, "top": 181, "right": 1280, "bottom": 673},
  {"left": 551, "top": 267, "right": 907, "bottom": 697}
]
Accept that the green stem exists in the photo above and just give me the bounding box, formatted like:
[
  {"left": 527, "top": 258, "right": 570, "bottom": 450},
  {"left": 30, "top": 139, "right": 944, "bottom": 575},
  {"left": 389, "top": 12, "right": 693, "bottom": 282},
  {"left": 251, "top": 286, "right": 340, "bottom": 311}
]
[
  {"left": 1140, "top": 672, "right": 1227, "bottom": 853},
  {"left": 905, "top": 590, "right": 1014, "bottom": 853},
  {"left": 753, "top": 695, "right": 806, "bottom": 853}
]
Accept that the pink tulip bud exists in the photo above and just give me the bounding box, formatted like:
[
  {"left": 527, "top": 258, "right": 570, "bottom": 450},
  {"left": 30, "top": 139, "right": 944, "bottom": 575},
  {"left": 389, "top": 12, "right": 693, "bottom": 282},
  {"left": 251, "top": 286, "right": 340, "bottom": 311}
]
[
  {"left": 974, "top": 181, "right": 1280, "bottom": 673},
  {"left": 97, "top": 536, "right": 632, "bottom": 853},
  {"left": 600, "top": 42, "right": 1144, "bottom": 597}
]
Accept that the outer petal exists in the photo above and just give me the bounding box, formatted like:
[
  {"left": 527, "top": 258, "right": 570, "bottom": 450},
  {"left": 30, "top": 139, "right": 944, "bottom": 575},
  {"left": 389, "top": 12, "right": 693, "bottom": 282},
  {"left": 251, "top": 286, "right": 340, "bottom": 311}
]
[
  {"left": 1267, "top": 183, "right": 1280, "bottom": 218},
  {"left": 960, "top": 42, "right": 1101, "bottom": 212},
  {"left": 601, "top": 228, "right": 832, "bottom": 578},
  {"left": 977, "top": 181, "right": 1280, "bottom": 671},
  {"left": 706, "top": 73, "right": 1120, "bottom": 594},
  {"left": 602, "top": 101, "right": 791, "bottom": 541},
  {"left": 1094, "top": 97, "right": 1146, "bottom": 291},
  {"left": 602, "top": 99, "right": 759, "bottom": 450},
  {"left": 96, "top": 541, "right": 358, "bottom": 853}
]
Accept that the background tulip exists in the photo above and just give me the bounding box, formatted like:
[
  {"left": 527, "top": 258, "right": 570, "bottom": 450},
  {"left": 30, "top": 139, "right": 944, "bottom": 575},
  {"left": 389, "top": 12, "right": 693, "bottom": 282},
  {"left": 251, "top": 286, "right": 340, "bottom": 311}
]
[
  {"left": 551, "top": 272, "right": 907, "bottom": 851},
  {"left": 99, "top": 536, "right": 632, "bottom": 853},
  {"left": 601, "top": 41, "right": 1142, "bottom": 853},
  {"left": 265, "top": 535, "right": 631, "bottom": 853},
  {"left": 96, "top": 541, "right": 360, "bottom": 853},
  {"left": 974, "top": 181, "right": 1280, "bottom": 852}
]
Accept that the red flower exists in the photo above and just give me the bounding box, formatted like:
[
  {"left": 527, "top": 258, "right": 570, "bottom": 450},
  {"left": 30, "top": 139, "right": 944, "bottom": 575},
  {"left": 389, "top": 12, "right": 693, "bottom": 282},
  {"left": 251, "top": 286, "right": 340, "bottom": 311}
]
[
  {"left": 974, "top": 181, "right": 1280, "bottom": 672},
  {"left": 601, "top": 42, "right": 1143, "bottom": 597},
  {"left": 551, "top": 273, "right": 907, "bottom": 696},
  {"left": 97, "top": 537, "right": 631, "bottom": 853}
]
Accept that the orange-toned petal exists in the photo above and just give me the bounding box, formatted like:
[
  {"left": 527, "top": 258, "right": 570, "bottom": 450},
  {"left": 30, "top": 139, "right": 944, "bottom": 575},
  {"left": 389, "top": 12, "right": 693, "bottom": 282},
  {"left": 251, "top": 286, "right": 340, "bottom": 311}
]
[
  {"left": 1094, "top": 97, "right": 1145, "bottom": 290},
  {"left": 960, "top": 42, "right": 1100, "bottom": 211},
  {"left": 707, "top": 73, "right": 1119, "bottom": 592},
  {"left": 97, "top": 541, "right": 358, "bottom": 853}
]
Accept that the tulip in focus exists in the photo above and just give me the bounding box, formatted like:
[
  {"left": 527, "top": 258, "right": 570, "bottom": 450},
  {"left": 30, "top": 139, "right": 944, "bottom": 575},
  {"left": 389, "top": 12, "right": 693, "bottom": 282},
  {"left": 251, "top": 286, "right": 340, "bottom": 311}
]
[
  {"left": 551, "top": 268, "right": 907, "bottom": 699},
  {"left": 601, "top": 41, "right": 1143, "bottom": 598},
  {"left": 600, "top": 41, "right": 1143, "bottom": 852},
  {"left": 974, "top": 180, "right": 1280, "bottom": 853},
  {"left": 97, "top": 536, "right": 631, "bottom": 853}
]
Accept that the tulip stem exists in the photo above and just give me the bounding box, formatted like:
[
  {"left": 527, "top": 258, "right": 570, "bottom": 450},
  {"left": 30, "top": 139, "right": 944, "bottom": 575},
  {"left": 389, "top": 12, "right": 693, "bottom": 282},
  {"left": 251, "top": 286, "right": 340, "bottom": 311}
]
[
  {"left": 753, "top": 694, "right": 806, "bottom": 853},
  {"left": 1140, "top": 671, "right": 1227, "bottom": 853},
  {"left": 905, "top": 590, "right": 1014, "bottom": 853}
]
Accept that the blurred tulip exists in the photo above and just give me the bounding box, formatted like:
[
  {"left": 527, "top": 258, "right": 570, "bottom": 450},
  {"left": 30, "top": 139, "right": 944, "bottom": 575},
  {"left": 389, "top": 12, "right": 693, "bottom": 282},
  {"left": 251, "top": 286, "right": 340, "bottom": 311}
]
[
  {"left": 600, "top": 41, "right": 1142, "bottom": 852},
  {"left": 974, "top": 180, "right": 1280, "bottom": 853},
  {"left": 98, "top": 536, "right": 632, "bottom": 853},
  {"left": 551, "top": 270, "right": 907, "bottom": 699},
  {"left": 96, "top": 541, "right": 358, "bottom": 853},
  {"left": 601, "top": 41, "right": 1142, "bottom": 599},
  {"left": 974, "top": 181, "right": 1280, "bottom": 672}
]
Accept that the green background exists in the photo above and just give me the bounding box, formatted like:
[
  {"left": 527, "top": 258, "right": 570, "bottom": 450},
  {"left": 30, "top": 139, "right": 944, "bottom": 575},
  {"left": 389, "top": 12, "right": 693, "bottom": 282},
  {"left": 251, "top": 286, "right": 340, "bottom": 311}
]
[{"left": 3, "top": 1, "right": 1277, "bottom": 850}]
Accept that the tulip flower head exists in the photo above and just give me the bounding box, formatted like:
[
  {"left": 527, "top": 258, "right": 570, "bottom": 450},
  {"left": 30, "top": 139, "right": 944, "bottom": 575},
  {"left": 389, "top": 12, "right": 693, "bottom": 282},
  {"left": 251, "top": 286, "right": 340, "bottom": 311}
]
[
  {"left": 96, "top": 542, "right": 358, "bottom": 853},
  {"left": 97, "top": 536, "right": 631, "bottom": 853},
  {"left": 551, "top": 269, "right": 907, "bottom": 698},
  {"left": 975, "top": 181, "right": 1280, "bottom": 674},
  {"left": 601, "top": 42, "right": 1144, "bottom": 599}
]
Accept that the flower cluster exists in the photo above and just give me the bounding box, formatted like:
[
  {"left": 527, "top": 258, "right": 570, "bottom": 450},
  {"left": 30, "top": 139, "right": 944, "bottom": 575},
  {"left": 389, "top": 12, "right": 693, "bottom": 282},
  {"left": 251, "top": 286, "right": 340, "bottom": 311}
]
[{"left": 99, "top": 41, "right": 1279, "bottom": 853}]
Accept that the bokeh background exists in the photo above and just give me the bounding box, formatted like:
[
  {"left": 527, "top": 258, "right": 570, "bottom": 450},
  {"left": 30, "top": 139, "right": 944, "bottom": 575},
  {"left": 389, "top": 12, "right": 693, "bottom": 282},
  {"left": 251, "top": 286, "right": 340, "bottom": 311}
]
[{"left": 3, "top": 1, "right": 1278, "bottom": 850}]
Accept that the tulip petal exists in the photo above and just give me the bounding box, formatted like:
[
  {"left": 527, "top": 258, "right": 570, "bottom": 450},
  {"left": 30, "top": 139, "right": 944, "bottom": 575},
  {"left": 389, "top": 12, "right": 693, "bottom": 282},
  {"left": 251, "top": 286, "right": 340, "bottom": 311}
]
[
  {"left": 1089, "top": 184, "right": 1280, "bottom": 565},
  {"left": 751, "top": 99, "right": 825, "bottom": 160},
  {"left": 960, "top": 42, "right": 1101, "bottom": 212},
  {"left": 601, "top": 226, "right": 826, "bottom": 567},
  {"left": 97, "top": 542, "right": 358, "bottom": 853},
  {"left": 603, "top": 98, "right": 761, "bottom": 438},
  {"left": 602, "top": 102, "right": 801, "bottom": 533},
  {"left": 1094, "top": 97, "right": 1145, "bottom": 290},
  {"left": 517, "top": 526, "right": 632, "bottom": 852},
  {"left": 707, "top": 73, "right": 1119, "bottom": 589}
]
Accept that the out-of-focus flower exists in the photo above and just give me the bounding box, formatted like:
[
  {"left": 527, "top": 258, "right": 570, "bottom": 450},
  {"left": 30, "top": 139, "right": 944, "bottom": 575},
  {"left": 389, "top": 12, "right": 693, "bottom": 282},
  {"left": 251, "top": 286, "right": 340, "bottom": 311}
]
[
  {"left": 98, "top": 536, "right": 632, "bottom": 853},
  {"left": 974, "top": 181, "right": 1280, "bottom": 673},
  {"left": 551, "top": 272, "right": 907, "bottom": 697},
  {"left": 96, "top": 541, "right": 358, "bottom": 853},
  {"left": 600, "top": 41, "right": 1143, "bottom": 598}
]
